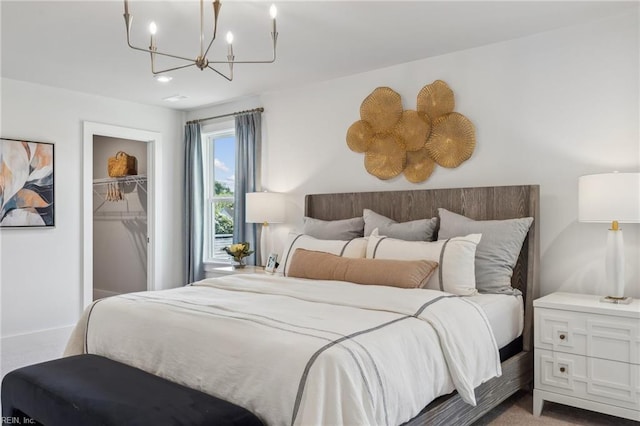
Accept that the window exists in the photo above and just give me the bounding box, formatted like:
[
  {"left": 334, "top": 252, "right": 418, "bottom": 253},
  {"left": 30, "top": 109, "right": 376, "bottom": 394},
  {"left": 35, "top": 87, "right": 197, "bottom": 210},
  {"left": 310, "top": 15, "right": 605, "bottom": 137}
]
[{"left": 203, "top": 126, "right": 236, "bottom": 264}]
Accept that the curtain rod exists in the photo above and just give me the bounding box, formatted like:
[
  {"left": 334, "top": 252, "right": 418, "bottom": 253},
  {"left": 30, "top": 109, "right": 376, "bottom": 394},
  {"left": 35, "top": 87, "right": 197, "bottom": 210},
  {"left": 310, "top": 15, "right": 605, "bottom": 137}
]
[{"left": 187, "top": 107, "right": 264, "bottom": 125}]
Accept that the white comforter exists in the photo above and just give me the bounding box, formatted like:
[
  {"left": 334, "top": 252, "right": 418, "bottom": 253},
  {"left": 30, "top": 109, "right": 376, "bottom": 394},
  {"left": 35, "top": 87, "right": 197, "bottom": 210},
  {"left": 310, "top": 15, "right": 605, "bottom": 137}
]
[{"left": 65, "top": 275, "right": 501, "bottom": 426}]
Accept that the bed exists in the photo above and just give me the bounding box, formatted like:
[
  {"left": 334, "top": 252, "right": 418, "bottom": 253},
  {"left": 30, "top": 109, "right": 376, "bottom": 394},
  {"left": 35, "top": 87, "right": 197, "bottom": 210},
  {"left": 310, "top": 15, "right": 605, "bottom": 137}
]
[
  {"left": 65, "top": 184, "right": 539, "bottom": 426},
  {"left": 304, "top": 185, "right": 539, "bottom": 425}
]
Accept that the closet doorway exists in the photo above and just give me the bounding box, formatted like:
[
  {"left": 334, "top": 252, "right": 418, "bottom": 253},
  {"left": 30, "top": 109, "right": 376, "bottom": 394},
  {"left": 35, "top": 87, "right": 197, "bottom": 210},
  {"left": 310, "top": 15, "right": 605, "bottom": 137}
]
[
  {"left": 82, "top": 122, "right": 161, "bottom": 312},
  {"left": 92, "top": 136, "right": 148, "bottom": 300}
]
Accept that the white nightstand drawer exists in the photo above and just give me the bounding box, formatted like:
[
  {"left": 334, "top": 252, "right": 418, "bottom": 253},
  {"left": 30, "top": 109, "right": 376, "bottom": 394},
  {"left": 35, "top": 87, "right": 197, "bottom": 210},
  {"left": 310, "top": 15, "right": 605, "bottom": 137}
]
[
  {"left": 535, "top": 348, "right": 640, "bottom": 411},
  {"left": 535, "top": 307, "right": 640, "bottom": 364}
]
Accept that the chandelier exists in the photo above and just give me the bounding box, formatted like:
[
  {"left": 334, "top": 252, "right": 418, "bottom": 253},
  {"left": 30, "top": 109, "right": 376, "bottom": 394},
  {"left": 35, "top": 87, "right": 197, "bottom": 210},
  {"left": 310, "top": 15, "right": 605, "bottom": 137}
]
[{"left": 122, "top": 0, "right": 278, "bottom": 81}]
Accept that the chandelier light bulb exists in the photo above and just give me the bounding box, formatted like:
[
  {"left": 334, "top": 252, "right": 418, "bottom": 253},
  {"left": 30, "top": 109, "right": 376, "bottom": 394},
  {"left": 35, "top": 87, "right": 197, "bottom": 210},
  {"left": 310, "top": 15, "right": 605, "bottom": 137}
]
[
  {"left": 154, "top": 75, "right": 173, "bottom": 83},
  {"left": 226, "top": 31, "right": 234, "bottom": 44},
  {"left": 269, "top": 4, "right": 277, "bottom": 19},
  {"left": 149, "top": 22, "right": 157, "bottom": 35}
]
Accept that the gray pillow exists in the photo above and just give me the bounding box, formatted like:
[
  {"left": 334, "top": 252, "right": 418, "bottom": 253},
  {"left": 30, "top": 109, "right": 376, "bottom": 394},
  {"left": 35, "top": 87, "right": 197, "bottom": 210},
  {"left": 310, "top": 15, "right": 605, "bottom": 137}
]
[
  {"left": 437, "top": 208, "right": 533, "bottom": 295},
  {"left": 363, "top": 209, "right": 438, "bottom": 241},
  {"left": 303, "top": 216, "right": 364, "bottom": 240}
]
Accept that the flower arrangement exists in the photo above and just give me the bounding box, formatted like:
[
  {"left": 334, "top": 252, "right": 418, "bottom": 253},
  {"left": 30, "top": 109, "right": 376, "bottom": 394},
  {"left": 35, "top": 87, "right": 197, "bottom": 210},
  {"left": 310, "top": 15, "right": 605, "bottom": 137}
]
[{"left": 223, "top": 242, "right": 254, "bottom": 266}]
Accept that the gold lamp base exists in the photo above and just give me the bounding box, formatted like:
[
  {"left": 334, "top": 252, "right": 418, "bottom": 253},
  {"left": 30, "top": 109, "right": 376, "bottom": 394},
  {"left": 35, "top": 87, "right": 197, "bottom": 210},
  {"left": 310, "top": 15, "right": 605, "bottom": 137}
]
[{"left": 600, "top": 296, "right": 633, "bottom": 305}]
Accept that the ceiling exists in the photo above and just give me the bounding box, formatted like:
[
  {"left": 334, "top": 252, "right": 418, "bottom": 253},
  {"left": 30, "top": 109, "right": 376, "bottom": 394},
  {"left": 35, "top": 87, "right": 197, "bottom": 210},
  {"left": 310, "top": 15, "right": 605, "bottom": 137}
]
[{"left": 1, "top": 1, "right": 636, "bottom": 111}]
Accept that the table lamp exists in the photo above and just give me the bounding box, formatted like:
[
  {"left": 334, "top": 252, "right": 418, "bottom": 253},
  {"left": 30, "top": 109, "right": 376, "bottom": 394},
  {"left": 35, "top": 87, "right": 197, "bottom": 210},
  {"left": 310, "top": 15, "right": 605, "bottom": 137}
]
[
  {"left": 578, "top": 172, "right": 640, "bottom": 304},
  {"left": 245, "top": 191, "right": 285, "bottom": 266}
]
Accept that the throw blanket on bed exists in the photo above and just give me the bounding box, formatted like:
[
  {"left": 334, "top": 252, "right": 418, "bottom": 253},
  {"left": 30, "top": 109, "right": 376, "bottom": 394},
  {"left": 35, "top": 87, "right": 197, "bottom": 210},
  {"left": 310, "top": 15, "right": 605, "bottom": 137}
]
[{"left": 65, "top": 275, "right": 501, "bottom": 426}]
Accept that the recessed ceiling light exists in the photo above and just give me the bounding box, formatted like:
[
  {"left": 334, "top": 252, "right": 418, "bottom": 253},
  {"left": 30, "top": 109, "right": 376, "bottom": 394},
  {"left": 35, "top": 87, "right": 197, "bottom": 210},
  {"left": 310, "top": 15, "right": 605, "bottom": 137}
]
[
  {"left": 162, "top": 95, "right": 188, "bottom": 102},
  {"left": 154, "top": 75, "right": 173, "bottom": 83}
]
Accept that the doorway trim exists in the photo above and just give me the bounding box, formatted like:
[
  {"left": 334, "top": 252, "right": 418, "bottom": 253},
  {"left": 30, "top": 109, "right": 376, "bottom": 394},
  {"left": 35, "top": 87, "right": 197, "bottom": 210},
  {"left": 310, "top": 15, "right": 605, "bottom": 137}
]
[{"left": 82, "top": 122, "right": 161, "bottom": 312}]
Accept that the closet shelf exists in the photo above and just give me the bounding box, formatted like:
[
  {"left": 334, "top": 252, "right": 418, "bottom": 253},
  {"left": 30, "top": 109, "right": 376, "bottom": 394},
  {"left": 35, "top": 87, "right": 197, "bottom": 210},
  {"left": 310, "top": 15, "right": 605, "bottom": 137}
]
[
  {"left": 93, "top": 175, "right": 147, "bottom": 185},
  {"left": 93, "top": 175, "right": 147, "bottom": 207},
  {"left": 94, "top": 211, "right": 147, "bottom": 219}
]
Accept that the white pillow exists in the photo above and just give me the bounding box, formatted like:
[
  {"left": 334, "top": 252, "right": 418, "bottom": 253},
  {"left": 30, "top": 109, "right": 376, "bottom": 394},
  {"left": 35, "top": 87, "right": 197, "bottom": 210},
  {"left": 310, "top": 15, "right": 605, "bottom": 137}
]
[
  {"left": 278, "top": 233, "right": 368, "bottom": 275},
  {"left": 366, "top": 229, "right": 481, "bottom": 296}
]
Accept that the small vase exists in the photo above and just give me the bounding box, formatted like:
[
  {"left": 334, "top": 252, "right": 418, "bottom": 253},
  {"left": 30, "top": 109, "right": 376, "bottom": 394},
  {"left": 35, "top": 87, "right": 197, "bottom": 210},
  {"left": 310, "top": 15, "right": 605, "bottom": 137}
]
[{"left": 233, "top": 258, "right": 246, "bottom": 269}]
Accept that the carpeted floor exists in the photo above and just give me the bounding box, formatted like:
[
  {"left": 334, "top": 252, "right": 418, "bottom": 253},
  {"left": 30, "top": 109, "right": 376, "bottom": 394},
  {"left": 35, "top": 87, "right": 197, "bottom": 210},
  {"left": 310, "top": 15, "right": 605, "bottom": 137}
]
[{"left": 475, "top": 390, "right": 637, "bottom": 425}]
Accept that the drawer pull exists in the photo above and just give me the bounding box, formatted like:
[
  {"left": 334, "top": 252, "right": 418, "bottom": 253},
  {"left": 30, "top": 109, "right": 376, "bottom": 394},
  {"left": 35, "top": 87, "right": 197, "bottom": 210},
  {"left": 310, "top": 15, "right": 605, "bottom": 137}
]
[
  {"left": 560, "top": 367, "right": 566, "bottom": 373},
  {"left": 559, "top": 334, "right": 566, "bottom": 340}
]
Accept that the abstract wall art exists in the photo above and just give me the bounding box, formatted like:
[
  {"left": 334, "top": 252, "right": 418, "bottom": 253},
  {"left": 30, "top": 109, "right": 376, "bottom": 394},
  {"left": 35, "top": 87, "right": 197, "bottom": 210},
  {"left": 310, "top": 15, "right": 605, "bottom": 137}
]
[
  {"left": 0, "top": 138, "right": 55, "bottom": 228},
  {"left": 346, "top": 80, "right": 476, "bottom": 183}
]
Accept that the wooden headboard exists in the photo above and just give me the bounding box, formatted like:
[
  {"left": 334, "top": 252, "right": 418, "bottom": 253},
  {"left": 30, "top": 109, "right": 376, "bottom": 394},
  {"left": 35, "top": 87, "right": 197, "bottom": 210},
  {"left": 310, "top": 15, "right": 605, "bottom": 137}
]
[{"left": 305, "top": 185, "right": 540, "bottom": 351}]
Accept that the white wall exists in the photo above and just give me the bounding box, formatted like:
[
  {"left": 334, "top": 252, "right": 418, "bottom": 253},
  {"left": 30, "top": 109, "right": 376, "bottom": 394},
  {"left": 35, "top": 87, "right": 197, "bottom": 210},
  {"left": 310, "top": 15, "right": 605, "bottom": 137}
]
[
  {"left": 0, "top": 79, "right": 185, "bottom": 344},
  {"left": 93, "top": 136, "right": 148, "bottom": 298},
  {"left": 190, "top": 12, "right": 640, "bottom": 298},
  {"left": 0, "top": 5, "right": 635, "bottom": 381}
]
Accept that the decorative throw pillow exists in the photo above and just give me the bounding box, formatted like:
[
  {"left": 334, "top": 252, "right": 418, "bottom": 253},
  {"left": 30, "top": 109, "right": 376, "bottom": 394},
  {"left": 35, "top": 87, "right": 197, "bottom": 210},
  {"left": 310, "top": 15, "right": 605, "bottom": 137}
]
[
  {"left": 287, "top": 249, "right": 438, "bottom": 289},
  {"left": 278, "top": 233, "right": 367, "bottom": 275},
  {"left": 303, "top": 216, "right": 364, "bottom": 240},
  {"left": 363, "top": 209, "right": 438, "bottom": 241},
  {"left": 437, "top": 208, "right": 533, "bottom": 295},
  {"left": 367, "top": 229, "right": 481, "bottom": 296}
]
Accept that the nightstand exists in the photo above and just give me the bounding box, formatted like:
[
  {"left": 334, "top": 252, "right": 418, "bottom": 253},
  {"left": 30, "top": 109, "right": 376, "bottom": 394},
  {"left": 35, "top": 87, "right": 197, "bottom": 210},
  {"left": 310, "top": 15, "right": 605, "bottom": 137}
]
[
  {"left": 533, "top": 292, "right": 640, "bottom": 421},
  {"left": 205, "top": 265, "right": 267, "bottom": 279}
]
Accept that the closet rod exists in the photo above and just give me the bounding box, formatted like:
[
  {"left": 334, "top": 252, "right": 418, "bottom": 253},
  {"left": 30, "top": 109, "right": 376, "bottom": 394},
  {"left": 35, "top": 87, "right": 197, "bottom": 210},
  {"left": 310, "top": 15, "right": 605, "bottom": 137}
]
[{"left": 186, "top": 107, "right": 264, "bottom": 125}]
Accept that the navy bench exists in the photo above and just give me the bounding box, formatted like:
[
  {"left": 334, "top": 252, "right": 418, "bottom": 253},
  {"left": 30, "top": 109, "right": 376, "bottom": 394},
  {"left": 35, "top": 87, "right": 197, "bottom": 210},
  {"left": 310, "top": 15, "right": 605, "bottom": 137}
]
[{"left": 2, "top": 354, "right": 263, "bottom": 426}]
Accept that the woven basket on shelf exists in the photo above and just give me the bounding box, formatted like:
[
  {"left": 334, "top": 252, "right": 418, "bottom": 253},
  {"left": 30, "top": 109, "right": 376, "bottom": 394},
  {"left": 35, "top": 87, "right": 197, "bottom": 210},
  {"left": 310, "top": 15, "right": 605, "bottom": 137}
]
[{"left": 107, "top": 151, "right": 137, "bottom": 177}]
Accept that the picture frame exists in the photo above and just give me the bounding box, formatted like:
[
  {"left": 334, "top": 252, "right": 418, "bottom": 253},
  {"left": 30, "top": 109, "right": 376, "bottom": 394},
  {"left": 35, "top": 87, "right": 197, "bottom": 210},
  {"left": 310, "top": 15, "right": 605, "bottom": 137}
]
[
  {"left": 265, "top": 253, "right": 278, "bottom": 273},
  {"left": 0, "top": 138, "right": 55, "bottom": 228}
]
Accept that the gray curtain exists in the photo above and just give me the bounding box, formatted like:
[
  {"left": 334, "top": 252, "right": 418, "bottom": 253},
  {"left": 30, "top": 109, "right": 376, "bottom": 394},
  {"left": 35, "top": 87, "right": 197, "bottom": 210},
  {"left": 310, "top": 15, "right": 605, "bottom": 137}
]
[
  {"left": 184, "top": 122, "right": 204, "bottom": 283},
  {"left": 234, "top": 112, "right": 260, "bottom": 265}
]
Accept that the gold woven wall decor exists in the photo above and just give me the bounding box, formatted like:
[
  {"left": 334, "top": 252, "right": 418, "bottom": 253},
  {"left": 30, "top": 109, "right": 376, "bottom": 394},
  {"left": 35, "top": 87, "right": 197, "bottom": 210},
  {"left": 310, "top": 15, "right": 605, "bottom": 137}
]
[
  {"left": 426, "top": 112, "right": 475, "bottom": 168},
  {"left": 346, "top": 80, "right": 476, "bottom": 183},
  {"left": 405, "top": 148, "right": 436, "bottom": 183},
  {"left": 359, "top": 87, "right": 403, "bottom": 133},
  {"left": 417, "top": 80, "right": 455, "bottom": 120},
  {"left": 365, "top": 134, "right": 406, "bottom": 180},
  {"left": 346, "top": 120, "right": 374, "bottom": 153},
  {"left": 394, "top": 110, "right": 431, "bottom": 152}
]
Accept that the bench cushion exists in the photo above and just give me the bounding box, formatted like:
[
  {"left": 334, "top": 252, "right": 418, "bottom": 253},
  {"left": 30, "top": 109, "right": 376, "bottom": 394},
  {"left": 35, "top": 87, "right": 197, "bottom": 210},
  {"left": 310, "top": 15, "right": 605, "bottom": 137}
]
[{"left": 1, "top": 354, "right": 263, "bottom": 426}]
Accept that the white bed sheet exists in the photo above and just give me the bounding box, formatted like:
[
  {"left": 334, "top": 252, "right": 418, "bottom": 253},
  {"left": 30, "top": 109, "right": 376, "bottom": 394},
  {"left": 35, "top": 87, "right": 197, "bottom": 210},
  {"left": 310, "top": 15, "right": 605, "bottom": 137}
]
[
  {"left": 467, "top": 293, "right": 524, "bottom": 349},
  {"left": 66, "top": 275, "right": 503, "bottom": 426}
]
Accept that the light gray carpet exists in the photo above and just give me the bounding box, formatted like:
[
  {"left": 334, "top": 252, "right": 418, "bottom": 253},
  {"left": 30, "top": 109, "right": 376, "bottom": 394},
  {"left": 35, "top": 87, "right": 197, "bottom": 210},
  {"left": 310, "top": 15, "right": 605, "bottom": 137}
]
[{"left": 475, "top": 390, "right": 637, "bottom": 425}]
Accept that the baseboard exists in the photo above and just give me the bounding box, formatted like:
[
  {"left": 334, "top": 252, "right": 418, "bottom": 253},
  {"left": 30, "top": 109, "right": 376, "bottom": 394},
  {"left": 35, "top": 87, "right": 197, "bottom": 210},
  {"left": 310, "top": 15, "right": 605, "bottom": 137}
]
[{"left": 1, "top": 325, "right": 75, "bottom": 379}]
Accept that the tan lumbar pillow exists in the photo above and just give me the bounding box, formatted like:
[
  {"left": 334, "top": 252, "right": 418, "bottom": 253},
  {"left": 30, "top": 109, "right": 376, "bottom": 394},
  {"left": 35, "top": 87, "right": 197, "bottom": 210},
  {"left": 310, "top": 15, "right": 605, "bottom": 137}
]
[{"left": 287, "top": 248, "right": 438, "bottom": 289}]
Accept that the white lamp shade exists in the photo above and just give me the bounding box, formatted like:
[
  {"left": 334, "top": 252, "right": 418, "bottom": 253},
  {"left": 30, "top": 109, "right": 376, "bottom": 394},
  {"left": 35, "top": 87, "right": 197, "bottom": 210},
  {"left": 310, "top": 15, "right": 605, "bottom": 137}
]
[
  {"left": 245, "top": 192, "right": 285, "bottom": 224},
  {"left": 578, "top": 172, "right": 640, "bottom": 223}
]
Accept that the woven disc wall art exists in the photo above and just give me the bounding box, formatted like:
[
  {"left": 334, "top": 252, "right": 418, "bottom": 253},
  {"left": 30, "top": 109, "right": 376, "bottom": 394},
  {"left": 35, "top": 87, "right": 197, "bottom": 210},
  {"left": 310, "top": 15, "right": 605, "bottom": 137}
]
[
  {"left": 404, "top": 148, "right": 436, "bottom": 183},
  {"left": 359, "top": 87, "right": 403, "bottom": 133},
  {"left": 394, "top": 110, "right": 431, "bottom": 152},
  {"left": 346, "top": 120, "right": 374, "bottom": 153},
  {"left": 416, "top": 80, "right": 455, "bottom": 121},
  {"left": 364, "top": 134, "right": 406, "bottom": 179},
  {"left": 425, "top": 112, "right": 476, "bottom": 168},
  {"left": 346, "top": 80, "right": 475, "bottom": 183}
]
